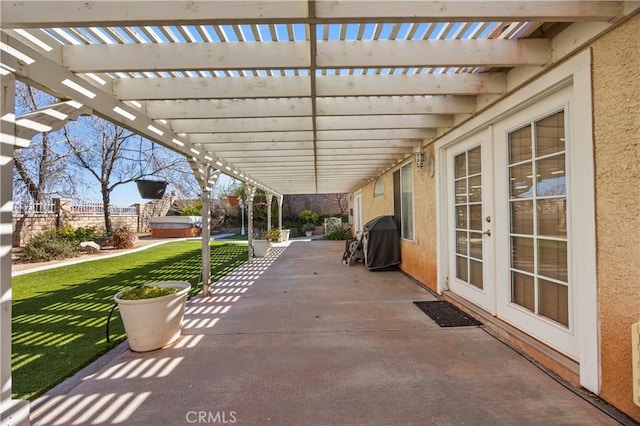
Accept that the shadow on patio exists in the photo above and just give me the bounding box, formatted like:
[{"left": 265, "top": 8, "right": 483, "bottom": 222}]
[{"left": 30, "top": 241, "right": 617, "bottom": 425}]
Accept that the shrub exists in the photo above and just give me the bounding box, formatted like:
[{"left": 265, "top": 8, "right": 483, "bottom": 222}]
[
  {"left": 119, "top": 285, "right": 177, "bottom": 300},
  {"left": 267, "top": 228, "right": 280, "bottom": 242},
  {"left": 299, "top": 209, "right": 318, "bottom": 224},
  {"left": 21, "top": 230, "right": 80, "bottom": 262},
  {"left": 111, "top": 228, "right": 135, "bottom": 249},
  {"left": 73, "top": 226, "right": 97, "bottom": 242},
  {"left": 181, "top": 200, "right": 202, "bottom": 216},
  {"left": 323, "top": 229, "right": 351, "bottom": 240}
]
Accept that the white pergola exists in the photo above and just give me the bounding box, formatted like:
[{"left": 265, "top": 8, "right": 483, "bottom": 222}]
[{"left": 1, "top": 1, "right": 638, "bottom": 423}]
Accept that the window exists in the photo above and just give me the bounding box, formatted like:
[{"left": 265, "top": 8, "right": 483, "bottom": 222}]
[
  {"left": 373, "top": 177, "right": 384, "bottom": 197},
  {"left": 508, "top": 111, "right": 568, "bottom": 326},
  {"left": 400, "top": 162, "right": 414, "bottom": 240}
]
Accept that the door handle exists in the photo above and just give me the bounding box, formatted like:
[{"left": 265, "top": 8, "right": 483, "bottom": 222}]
[{"left": 483, "top": 229, "right": 491, "bottom": 237}]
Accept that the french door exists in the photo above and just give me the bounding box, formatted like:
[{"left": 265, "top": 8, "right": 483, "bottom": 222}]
[
  {"left": 447, "top": 133, "right": 495, "bottom": 313},
  {"left": 446, "top": 103, "right": 578, "bottom": 359}
]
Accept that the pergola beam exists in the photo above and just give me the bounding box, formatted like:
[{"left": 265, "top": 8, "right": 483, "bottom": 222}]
[
  {"left": 62, "top": 39, "right": 548, "bottom": 72},
  {"left": 144, "top": 99, "right": 313, "bottom": 119},
  {"left": 113, "top": 73, "right": 505, "bottom": 100},
  {"left": 0, "top": 1, "right": 623, "bottom": 28}
]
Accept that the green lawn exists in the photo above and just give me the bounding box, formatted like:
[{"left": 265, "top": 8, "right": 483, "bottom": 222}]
[
  {"left": 11, "top": 241, "right": 247, "bottom": 400},
  {"left": 218, "top": 233, "right": 248, "bottom": 241}
]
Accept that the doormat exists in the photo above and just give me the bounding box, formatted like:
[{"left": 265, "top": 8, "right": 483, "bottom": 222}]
[{"left": 413, "top": 301, "right": 482, "bottom": 327}]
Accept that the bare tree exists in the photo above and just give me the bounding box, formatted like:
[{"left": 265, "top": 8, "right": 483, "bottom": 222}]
[
  {"left": 63, "top": 117, "right": 187, "bottom": 233},
  {"left": 12, "top": 82, "right": 77, "bottom": 206}
]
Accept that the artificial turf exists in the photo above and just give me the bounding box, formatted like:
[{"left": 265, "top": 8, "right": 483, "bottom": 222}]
[{"left": 11, "top": 240, "right": 247, "bottom": 400}]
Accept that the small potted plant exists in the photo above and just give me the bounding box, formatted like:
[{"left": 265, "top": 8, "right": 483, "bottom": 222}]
[
  {"left": 302, "top": 223, "right": 315, "bottom": 237},
  {"left": 267, "top": 228, "right": 281, "bottom": 243},
  {"left": 114, "top": 281, "right": 191, "bottom": 352},
  {"left": 252, "top": 229, "right": 271, "bottom": 257}
]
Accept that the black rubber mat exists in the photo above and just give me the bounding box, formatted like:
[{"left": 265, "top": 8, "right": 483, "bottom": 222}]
[{"left": 413, "top": 301, "right": 482, "bottom": 327}]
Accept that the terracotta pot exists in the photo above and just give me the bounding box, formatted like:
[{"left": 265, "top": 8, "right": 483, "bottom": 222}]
[{"left": 227, "top": 195, "right": 239, "bottom": 206}]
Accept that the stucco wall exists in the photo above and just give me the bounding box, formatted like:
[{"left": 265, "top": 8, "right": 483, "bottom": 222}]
[
  {"left": 360, "top": 146, "right": 438, "bottom": 291},
  {"left": 591, "top": 13, "right": 640, "bottom": 420}
]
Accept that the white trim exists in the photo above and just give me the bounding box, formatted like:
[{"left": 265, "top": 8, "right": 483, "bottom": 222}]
[
  {"left": 435, "top": 50, "right": 598, "bottom": 393},
  {"left": 571, "top": 52, "right": 599, "bottom": 393}
]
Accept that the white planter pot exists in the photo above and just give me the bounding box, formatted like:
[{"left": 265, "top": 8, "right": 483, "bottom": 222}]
[
  {"left": 253, "top": 239, "right": 271, "bottom": 257},
  {"left": 305, "top": 231, "right": 313, "bottom": 237},
  {"left": 115, "top": 281, "right": 191, "bottom": 352},
  {"left": 281, "top": 229, "right": 290, "bottom": 242}
]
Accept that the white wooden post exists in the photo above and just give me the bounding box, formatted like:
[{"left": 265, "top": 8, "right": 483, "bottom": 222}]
[
  {"left": 266, "top": 192, "right": 273, "bottom": 232},
  {"left": 278, "top": 195, "right": 284, "bottom": 232},
  {"left": 201, "top": 188, "right": 211, "bottom": 296},
  {"left": 1, "top": 74, "right": 30, "bottom": 425},
  {"left": 244, "top": 185, "right": 256, "bottom": 263},
  {"left": 199, "top": 167, "right": 219, "bottom": 297}
]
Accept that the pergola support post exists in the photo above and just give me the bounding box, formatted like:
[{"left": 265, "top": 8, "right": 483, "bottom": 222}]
[
  {"left": 244, "top": 185, "right": 256, "bottom": 263},
  {"left": 189, "top": 160, "right": 219, "bottom": 297},
  {"left": 266, "top": 192, "right": 273, "bottom": 232},
  {"left": 278, "top": 194, "right": 284, "bottom": 233},
  {"left": 1, "top": 74, "right": 30, "bottom": 425}
]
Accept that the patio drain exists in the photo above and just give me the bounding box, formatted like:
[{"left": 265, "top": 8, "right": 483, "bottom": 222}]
[{"left": 413, "top": 301, "right": 482, "bottom": 327}]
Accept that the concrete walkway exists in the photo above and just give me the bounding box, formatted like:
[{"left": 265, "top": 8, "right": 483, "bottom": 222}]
[{"left": 30, "top": 240, "right": 618, "bottom": 425}]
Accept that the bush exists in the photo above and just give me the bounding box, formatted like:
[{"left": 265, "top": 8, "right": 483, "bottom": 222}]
[
  {"left": 299, "top": 209, "right": 318, "bottom": 224},
  {"left": 267, "top": 228, "right": 280, "bottom": 242},
  {"left": 323, "top": 229, "right": 351, "bottom": 240},
  {"left": 73, "top": 226, "right": 97, "bottom": 242},
  {"left": 180, "top": 200, "right": 202, "bottom": 216},
  {"left": 111, "top": 228, "right": 135, "bottom": 249},
  {"left": 21, "top": 230, "right": 80, "bottom": 262}
]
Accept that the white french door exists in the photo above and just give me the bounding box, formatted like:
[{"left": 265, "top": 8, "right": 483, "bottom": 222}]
[
  {"left": 445, "top": 88, "right": 579, "bottom": 359},
  {"left": 446, "top": 133, "right": 495, "bottom": 313}
]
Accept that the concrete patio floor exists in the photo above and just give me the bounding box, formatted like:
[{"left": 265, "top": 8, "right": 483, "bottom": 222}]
[{"left": 30, "top": 240, "right": 618, "bottom": 425}]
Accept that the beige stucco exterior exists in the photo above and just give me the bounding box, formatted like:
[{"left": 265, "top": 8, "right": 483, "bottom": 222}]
[
  {"left": 591, "top": 13, "right": 640, "bottom": 420},
  {"left": 352, "top": 13, "right": 640, "bottom": 421}
]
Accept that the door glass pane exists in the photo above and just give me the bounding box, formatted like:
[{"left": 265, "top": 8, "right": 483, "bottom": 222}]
[
  {"left": 535, "top": 112, "right": 565, "bottom": 157},
  {"left": 537, "top": 239, "right": 567, "bottom": 282},
  {"left": 469, "top": 205, "right": 482, "bottom": 231},
  {"left": 469, "top": 232, "right": 483, "bottom": 260},
  {"left": 512, "top": 272, "right": 535, "bottom": 311},
  {"left": 455, "top": 179, "right": 467, "bottom": 204},
  {"left": 470, "top": 260, "right": 484, "bottom": 289},
  {"left": 509, "top": 125, "right": 532, "bottom": 163},
  {"left": 511, "top": 201, "right": 533, "bottom": 235},
  {"left": 537, "top": 199, "right": 567, "bottom": 237},
  {"left": 456, "top": 255, "right": 468, "bottom": 281},
  {"left": 508, "top": 111, "right": 569, "bottom": 327},
  {"left": 467, "top": 147, "right": 482, "bottom": 175},
  {"left": 509, "top": 163, "right": 533, "bottom": 199},
  {"left": 536, "top": 154, "right": 565, "bottom": 196},
  {"left": 468, "top": 175, "right": 482, "bottom": 202},
  {"left": 456, "top": 206, "right": 467, "bottom": 228},
  {"left": 456, "top": 231, "right": 468, "bottom": 255},
  {"left": 455, "top": 154, "right": 466, "bottom": 179},
  {"left": 538, "top": 279, "right": 569, "bottom": 326}
]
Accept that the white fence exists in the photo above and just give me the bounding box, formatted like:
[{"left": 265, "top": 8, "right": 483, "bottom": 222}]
[{"left": 12, "top": 201, "right": 136, "bottom": 216}]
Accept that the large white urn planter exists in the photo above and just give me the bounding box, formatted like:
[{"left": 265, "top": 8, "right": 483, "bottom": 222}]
[
  {"left": 253, "top": 239, "right": 271, "bottom": 257},
  {"left": 115, "top": 281, "right": 191, "bottom": 352}
]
